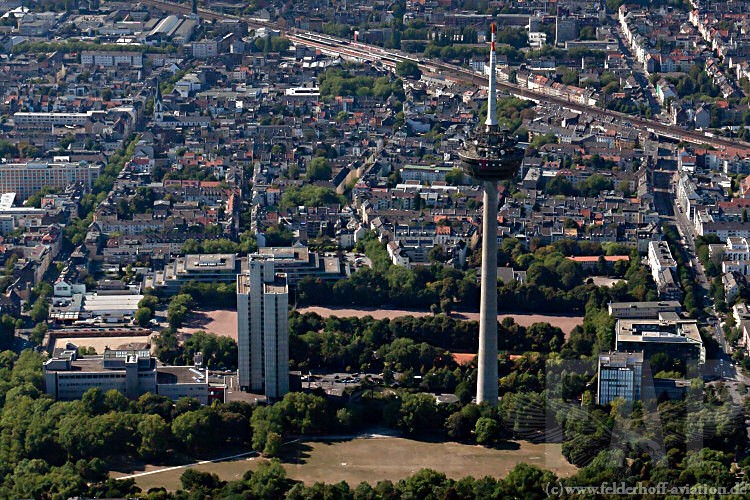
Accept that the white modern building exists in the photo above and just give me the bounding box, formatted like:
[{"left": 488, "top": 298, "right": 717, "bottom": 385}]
[{"left": 237, "top": 259, "right": 289, "bottom": 400}]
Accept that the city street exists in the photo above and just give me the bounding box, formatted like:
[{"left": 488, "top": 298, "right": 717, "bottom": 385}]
[{"left": 663, "top": 176, "right": 734, "bottom": 374}]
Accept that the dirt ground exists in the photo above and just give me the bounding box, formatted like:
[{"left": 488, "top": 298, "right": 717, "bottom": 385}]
[
  {"left": 110, "top": 436, "right": 576, "bottom": 491},
  {"left": 591, "top": 277, "right": 626, "bottom": 288},
  {"left": 51, "top": 336, "right": 152, "bottom": 354},
  {"left": 175, "top": 306, "right": 582, "bottom": 341},
  {"left": 179, "top": 309, "right": 238, "bottom": 340},
  {"left": 297, "top": 306, "right": 583, "bottom": 336}
]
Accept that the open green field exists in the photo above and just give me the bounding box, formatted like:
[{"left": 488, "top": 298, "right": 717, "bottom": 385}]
[{"left": 110, "top": 436, "right": 576, "bottom": 491}]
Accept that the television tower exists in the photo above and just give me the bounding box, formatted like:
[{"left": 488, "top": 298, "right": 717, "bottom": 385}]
[{"left": 458, "top": 24, "right": 523, "bottom": 406}]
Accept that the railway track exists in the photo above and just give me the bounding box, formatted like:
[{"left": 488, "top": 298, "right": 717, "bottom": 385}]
[{"left": 139, "top": 0, "right": 750, "bottom": 152}]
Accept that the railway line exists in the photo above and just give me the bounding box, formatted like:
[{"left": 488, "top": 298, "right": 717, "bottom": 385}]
[{"left": 140, "top": 0, "right": 750, "bottom": 152}]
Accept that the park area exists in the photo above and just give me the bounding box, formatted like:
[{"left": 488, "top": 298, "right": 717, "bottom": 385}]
[{"left": 110, "top": 435, "right": 576, "bottom": 491}]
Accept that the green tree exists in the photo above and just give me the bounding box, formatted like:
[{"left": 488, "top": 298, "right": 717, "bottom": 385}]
[
  {"left": 306, "top": 156, "right": 332, "bottom": 181},
  {"left": 246, "top": 459, "right": 290, "bottom": 498},
  {"left": 166, "top": 294, "right": 192, "bottom": 329},
  {"left": 251, "top": 405, "right": 283, "bottom": 454},
  {"left": 396, "top": 393, "right": 439, "bottom": 435},
  {"left": 180, "top": 468, "right": 222, "bottom": 493},
  {"left": 171, "top": 409, "right": 215, "bottom": 453},
  {"left": 134, "top": 307, "right": 152, "bottom": 327},
  {"left": 137, "top": 414, "right": 172, "bottom": 460},
  {"left": 445, "top": 404, "right": 481, "bottom": 441},
  {"left": 444, "top": 168, "right": 464, "bottom": 186},
  {"left": 396, "top": 60, "right": 422, "bottom": 80},
  {"left": 475, "top": 417, "right": 500, "bottom": 445}
]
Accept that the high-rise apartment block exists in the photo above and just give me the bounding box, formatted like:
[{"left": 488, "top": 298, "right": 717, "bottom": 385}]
[{"left": 237, "top": 259, "right": 289, "bottom": 400}]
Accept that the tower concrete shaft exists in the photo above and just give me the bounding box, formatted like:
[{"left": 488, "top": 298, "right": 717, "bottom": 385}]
[{"left": 476, "top": 180, "right": 499, "bottom": 405}]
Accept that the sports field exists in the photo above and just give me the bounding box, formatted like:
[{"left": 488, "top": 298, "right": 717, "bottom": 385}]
[{"left": 110, "top": 435, "right": 576, "bottom": 491}]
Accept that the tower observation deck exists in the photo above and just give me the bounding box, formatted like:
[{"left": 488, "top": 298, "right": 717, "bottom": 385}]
[{"left": 458, "top": 23, "right": 523, "bottom": 182}]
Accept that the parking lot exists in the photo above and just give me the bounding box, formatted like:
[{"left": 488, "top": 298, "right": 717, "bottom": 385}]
[
  {"left": 342, "top": 252, "right": 372, "bottom": 271},
  {"left": 303, "top": 372, "right": 384, "bottom": 395}
]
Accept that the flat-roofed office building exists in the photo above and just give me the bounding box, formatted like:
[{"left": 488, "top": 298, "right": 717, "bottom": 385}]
[
  {"left": 597, "top": 351, "right": 643, "bottom": 405},
  {"left": 43, "top": 347, "right": 220, "bottom": 404}
]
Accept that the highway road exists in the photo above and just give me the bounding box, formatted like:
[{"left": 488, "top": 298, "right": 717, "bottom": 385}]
[{"left": 139, "top": 0, "right": 750, "bottom": 153}]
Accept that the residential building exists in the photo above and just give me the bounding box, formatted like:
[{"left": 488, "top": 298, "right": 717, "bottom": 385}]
[
  {"left": 0, "top": 161, "right": 102, "bottom": 200},
  {"left": 237, "top": 260, "right": 290, "bottom": 400},
  {"left": 647, "top": 241, "right": 681, "bottom": 300},
  {"left": 723, "top": 272, "right": 741, "bottom": 304},
  {"left": 647, "top": 241, "right": 676, "bottom": 283},
  {"left": 13, "top": 111, "right": 107, "bottom": 127},
  {"left": 192, "top": 40, "right": 219, "bottom": 59},
  {"left": 80, "top": 51, "right": 144, "bottom": 68}
]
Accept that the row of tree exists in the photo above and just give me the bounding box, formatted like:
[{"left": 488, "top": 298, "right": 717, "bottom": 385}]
[
  {"left": 297, "top": 236, "right": 656, "bottom": 316},
  {"left": 98, "top": 460, "right": 559, "bottom": 500}
]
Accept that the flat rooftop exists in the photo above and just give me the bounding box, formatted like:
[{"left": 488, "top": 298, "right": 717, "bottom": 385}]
[
  {"left": 157, "top": 366, "right": 207, "bottom": 384},
  {"left": 616, "top": 319, "right": 702, "bottom": 345},
  {"left": 184, "top": 254, "right": 236, "bottom": 271},
  {"left": 103, "top": 348, "right": 151, "bottom": 359},
  {"left": 263, "top": 275, "right": 288, "bottom": 294},
  {"left": 237, "top": 273, "right": 251, "bottom": 295},
  {"left": 256, "top": 246, "right": 310, "bottom": 262},
  {"left": 608, "top": 301, "right": 682, "bottom": 317},
  {"left": 84, "top": 293, "right": 143, "bottom": 311},
  {"left": 322, "top": 255, "right": 340, "bottom": 274}
]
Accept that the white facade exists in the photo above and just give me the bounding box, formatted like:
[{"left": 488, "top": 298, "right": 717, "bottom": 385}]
[
  {"left": 81, "top": 51, "right": 143, "bottom": 68},
  {"left": 192, "top": 40, "right": 218, "bottom": 59},
  {"left": 647, "top": 241, "right": 677, "bottom": 283},
  {"left": 237, "top": 259, "right": 289, "bottom": 399},
  {"left": 0, "top": 161, "right": 102, "bottom": 200}
]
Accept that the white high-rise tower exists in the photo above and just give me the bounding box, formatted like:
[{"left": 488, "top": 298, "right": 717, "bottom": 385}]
[{"left": 237, "top": 259, "right": 289, "bottom": 400}]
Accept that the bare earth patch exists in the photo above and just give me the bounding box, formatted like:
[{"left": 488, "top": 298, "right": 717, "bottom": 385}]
[
  {"left": 297, "top": 306, "right": 582, "bottom": 337},
  {"left": 110, "top": 436, "right": 576, "bottom": 491},
  {"left": 179, "top": 309, "right": 238, "bottom": 340}
]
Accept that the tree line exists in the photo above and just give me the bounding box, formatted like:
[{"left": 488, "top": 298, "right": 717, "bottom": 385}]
[{"left": 297, "top": 236, "right": 657, "bottom": 315}]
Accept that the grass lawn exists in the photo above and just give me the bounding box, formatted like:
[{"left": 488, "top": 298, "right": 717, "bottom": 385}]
[{"left": 110, "top": 436, "right": 576, "bottom": 491}]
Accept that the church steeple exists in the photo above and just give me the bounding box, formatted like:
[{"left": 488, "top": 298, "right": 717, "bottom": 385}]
[{"left": 154, "top": 80, "right": 163, "bottom": 123}]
